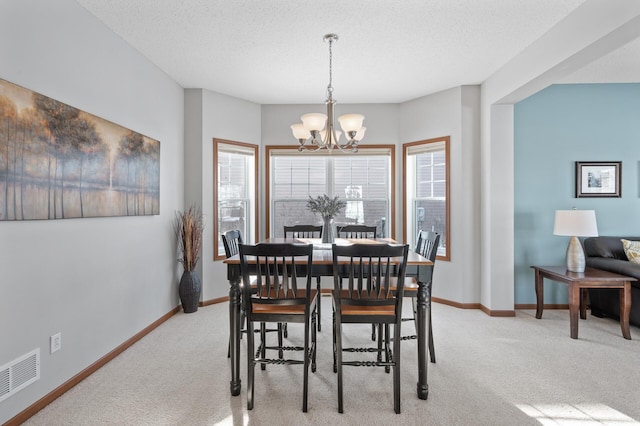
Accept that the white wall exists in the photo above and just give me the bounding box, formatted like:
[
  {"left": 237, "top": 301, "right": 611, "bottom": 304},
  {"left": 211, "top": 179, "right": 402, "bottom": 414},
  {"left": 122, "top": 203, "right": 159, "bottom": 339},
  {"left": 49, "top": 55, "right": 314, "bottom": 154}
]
[
  {"left": 460, "top": 86, "right": 482, "bottom": 303},
  {"left": 400, "top": 86, "right": 482, "bottom": 304},
  {"left": 184, "top": 89, "right": 262, "bottom": 301},
  {"left": 0, "top": 1, "right": 184, "bottom": 422}
]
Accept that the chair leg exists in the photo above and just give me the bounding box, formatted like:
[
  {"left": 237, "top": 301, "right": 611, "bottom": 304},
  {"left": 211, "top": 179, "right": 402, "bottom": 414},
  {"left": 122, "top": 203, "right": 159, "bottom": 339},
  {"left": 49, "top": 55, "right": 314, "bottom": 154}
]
[
  {"left": 428, "top": 303, "right": 436, "bottom": 363},
  {"left": 277, "top": 323, "right": 284, "bottom": 360},
  {"left": 377, "top": 324, "right": 383, "bottom": 363},
  {"left": 393, "top": 323, "right": 401, "bottom": 414},
  {"left": 303, "top": 311, "right": 310, "bottom": 412},
  {"left": 312, "top": 308, "right": 317, "bottom": 373},
  {"left": 332, "top": 307, "right": 337, "bottom": 373},
  {"left": 247, "top": 319, "right": 255, "bottom": 410},
  {"left": 384, "top": 323, "right": 390, "bottom": 374},
  {"left": 316, "top": 276, "right": 322, "bottom": 332},
  {"left": 261, "top": 323, "right": 267, "bottom": 370},
  {"left": 336, "top": 319, "right": 344, "bottom": 413}
]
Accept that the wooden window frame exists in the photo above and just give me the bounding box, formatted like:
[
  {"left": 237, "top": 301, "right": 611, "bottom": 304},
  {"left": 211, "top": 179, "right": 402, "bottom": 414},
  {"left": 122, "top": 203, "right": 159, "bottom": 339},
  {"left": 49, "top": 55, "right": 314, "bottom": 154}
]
[
  {"left": 402, "top": 136, "right": 450, "bottom": 261},
  {"left": 213, "top": 138, "right": 259, "bottom": 260},
  {"left": 265, "top": 145, "right": 396, "bottom": 240}
]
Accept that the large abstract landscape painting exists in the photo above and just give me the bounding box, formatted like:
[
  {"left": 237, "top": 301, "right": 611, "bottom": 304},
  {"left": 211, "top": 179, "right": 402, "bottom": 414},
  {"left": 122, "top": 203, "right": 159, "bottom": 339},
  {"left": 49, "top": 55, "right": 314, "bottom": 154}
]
[{"left": 0, "top": 79, "right": 160, "bottom": 220}]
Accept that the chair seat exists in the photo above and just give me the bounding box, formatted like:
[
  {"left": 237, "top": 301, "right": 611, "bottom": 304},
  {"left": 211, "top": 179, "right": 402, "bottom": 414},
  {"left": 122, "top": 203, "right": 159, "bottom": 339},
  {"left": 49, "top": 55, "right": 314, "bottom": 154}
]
[
  {"left": 387, "top": 277, "right": 419, "bottom": 296},
  {"left": 341, "top": 304, "right": 395, "bottom": 316},
  {"left": 334, "top": 289, "right": 396, "bottom": 316}
]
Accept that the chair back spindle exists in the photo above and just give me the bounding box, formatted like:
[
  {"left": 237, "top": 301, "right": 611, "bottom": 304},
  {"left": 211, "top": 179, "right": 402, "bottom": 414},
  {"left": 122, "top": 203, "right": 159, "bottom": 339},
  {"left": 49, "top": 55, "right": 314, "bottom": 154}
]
[
  {"left": 284, "top": 225, "right": 323, "bottom": 239},
  {"left": 336, "top": 225, "right": 377, "bottom": 239},
  {"left": 283, "top": 224, "right": 324, "bottom": 333},
  {"left": 415, "top": 230, "right": 440, "bottom": 263},
  {"left": 222, "top": 229, "right": 243, "bottom": 258},
  {"left": 334, "top": 244, "right": 409, "bottom": 309}
]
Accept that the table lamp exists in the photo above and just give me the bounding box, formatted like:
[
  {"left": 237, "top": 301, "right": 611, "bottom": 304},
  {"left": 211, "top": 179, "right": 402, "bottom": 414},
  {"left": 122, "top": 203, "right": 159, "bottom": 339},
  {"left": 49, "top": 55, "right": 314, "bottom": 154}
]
[{"left": 553, "top": 209, "right": 598, "bottom": 272}]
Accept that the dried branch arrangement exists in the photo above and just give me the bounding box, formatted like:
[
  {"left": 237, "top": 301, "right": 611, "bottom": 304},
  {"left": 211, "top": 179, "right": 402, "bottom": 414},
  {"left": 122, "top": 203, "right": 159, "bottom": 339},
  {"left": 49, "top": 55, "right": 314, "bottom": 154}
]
[
  {"left": 174, "top": 205, "right": 204, "bottom": 272},
  {"left": 306, "top": 194, "right": 346, "bottom": 219}
]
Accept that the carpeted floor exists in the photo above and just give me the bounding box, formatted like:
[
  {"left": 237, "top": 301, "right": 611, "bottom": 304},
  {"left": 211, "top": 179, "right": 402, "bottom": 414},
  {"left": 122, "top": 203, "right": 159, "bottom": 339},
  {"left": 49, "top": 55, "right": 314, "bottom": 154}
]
[{"left": 24, "top": 299, "right": 640, "bottom": 425}]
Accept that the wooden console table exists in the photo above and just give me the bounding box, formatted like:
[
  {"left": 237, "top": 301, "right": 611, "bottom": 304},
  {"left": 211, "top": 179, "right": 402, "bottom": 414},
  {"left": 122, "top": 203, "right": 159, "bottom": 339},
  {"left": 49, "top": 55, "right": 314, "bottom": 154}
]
[{"left": 531, "top": 266, "right": 634, "bottom": 340}]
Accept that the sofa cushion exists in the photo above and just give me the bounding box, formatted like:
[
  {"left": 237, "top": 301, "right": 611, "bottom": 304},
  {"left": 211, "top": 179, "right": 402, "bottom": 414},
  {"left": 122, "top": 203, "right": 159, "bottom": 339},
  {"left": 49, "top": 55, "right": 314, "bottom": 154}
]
[
  {"left": 622, "top": 239, "right": 640, "bottom": 264},
  {"left": 583, "top": 236, "right": 640, "bottom": 260}
]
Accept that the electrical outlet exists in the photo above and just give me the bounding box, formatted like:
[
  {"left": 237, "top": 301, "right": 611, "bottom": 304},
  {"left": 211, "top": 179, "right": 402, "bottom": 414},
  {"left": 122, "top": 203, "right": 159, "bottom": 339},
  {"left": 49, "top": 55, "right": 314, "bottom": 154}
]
[{"left": 50, "top": 332, "right": 61, "bottom": 354}]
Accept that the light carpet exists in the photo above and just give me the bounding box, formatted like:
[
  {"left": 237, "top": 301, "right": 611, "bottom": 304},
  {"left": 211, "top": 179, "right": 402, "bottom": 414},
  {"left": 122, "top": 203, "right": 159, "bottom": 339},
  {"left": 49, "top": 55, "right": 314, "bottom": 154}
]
[{"left": 24, "top": 299, "right": 640, "bottom": 425}]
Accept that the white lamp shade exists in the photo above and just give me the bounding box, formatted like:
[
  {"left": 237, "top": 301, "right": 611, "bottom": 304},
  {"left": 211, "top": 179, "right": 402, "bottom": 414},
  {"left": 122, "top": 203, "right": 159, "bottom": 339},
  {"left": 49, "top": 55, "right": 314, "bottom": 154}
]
[
  {"left": 553, "top": 210, "right": 598, "bottom": 237},
  {"left": 320, "top": 129, "right": 341, "bottom": 145},
  {"left": 290, "top": 123, "right": 311, "bottom": 140},
  {"left": 353, "top": 126, "right": 366, "bottom": 141},
  {"left": 338, "top": 114, "right": 365, "bottom": 133},
  {"left": 301, "top": 113, "right": 327, "bottom": 131}
]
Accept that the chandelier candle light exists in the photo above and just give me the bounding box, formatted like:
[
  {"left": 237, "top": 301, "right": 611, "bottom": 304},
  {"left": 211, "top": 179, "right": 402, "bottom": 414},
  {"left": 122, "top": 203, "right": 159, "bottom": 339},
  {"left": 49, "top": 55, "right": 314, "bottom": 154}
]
[
  {"left": 553, "top": 209, "right": 598, "bottom": 273},
  {"left": 290, "top": 34, "right": 365, "bottom": 153}
]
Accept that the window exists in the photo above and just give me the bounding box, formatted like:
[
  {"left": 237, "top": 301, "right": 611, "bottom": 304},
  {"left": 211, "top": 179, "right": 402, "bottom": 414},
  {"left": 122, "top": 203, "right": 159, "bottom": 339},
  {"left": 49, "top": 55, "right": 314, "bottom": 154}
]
[
  {"left": 213, "top": 139, "right": 258, "bottom": 260},
  {"left": 266, "top": 146, "right": 395, "bottom": 238},
  {"left": 403, "top": 136, "right": 450, "bottom": 260}
]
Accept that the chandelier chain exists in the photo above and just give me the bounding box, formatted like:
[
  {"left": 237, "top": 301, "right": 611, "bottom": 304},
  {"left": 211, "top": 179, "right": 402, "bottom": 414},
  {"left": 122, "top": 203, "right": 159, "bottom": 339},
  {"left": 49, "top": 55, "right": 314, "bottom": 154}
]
[{"left": 327, "top": 36, "right": 334, "bottom": 99}]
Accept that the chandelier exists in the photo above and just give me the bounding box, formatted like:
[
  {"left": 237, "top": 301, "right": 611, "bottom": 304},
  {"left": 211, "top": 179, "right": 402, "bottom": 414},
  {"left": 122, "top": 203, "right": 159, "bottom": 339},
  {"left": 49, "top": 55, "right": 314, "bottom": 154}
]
[{"left": 290, "top": 34, "right": 365, "bottom": 153}]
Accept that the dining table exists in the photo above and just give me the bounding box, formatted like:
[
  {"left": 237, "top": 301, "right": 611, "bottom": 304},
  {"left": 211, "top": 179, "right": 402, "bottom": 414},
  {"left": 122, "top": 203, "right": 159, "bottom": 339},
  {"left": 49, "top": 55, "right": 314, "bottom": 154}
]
[{"left": 224, "top": 237, "right": 434, "bottom": 400}]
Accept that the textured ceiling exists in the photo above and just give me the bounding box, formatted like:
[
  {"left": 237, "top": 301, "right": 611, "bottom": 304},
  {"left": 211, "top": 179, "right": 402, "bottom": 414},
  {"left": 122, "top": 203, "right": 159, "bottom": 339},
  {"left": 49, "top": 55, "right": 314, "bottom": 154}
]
[
  {"left": 558, "top": 36, "right": 640, "bottom": 84},
  {"left": 75, "top": 0, "right": 638, "bottom": 104}
]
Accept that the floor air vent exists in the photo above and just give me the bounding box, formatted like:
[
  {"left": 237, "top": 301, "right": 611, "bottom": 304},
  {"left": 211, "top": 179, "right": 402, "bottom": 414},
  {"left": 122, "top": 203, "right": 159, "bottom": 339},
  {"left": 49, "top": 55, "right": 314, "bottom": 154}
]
[{"left": 0, "top": 348, "right": 40, "bottom": 402}]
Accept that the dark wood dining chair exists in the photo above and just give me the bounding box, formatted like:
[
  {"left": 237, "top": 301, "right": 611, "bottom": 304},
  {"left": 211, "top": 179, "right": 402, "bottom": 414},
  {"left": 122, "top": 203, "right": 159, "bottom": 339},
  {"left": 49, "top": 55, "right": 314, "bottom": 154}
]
[
  {"left": 224, "top": 230, "right": 282, "bottom": 359},
  {"left": 284, "top": 225, "right": 324, "bottom": 332},
  {"left": 401, "top": 231, "right": 440, "bottom": 363},
  {"left": 336, "top": 224, "right": 377, "bottom": 239},
  {"left": 331, "top": 243, "right": 409, "bottom": 414},
  {"left": 239, "top": 242, "right": 317, "bottom": 412}
]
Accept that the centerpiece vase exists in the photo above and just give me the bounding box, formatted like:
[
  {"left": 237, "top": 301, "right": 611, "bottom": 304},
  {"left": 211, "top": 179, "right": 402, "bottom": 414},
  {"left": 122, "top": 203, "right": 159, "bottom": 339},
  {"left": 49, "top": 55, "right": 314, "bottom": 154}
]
[{"left": 322, "top": 217, "right": 334, "bottom": 243}]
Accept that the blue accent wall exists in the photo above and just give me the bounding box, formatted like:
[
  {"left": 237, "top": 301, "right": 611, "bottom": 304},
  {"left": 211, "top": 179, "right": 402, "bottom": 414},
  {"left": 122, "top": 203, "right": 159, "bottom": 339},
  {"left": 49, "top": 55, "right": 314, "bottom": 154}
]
[{"left": 514, "top": 83, "right": 640, "bottom": 304}]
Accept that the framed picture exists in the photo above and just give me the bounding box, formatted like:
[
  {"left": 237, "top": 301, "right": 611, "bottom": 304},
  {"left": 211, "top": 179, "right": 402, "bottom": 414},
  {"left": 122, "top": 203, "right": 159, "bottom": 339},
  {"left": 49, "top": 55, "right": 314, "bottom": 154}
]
[
  {"left": 0, "top": 78, "right": 160, "bottom": 220},
  {"left": 575, "top": 161, "right": 621, "bottom": 198}
]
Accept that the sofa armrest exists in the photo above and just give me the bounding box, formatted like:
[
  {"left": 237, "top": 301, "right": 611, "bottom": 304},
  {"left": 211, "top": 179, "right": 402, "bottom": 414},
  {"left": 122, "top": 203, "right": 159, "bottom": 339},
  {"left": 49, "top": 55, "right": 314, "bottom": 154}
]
[{"left": 586, "top": 257, "right": 640, "bottom": 283}]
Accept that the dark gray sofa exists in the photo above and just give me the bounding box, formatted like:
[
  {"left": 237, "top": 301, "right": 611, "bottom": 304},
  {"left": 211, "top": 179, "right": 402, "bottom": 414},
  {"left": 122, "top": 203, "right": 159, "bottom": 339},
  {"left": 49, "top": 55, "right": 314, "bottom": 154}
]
[{"left": 584, "top": 236, "right": 640, "bottom": 327}]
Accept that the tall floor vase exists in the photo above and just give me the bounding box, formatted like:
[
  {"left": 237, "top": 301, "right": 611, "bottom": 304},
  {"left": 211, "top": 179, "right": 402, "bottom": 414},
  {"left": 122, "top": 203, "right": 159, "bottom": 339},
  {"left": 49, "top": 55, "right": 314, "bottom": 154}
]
[{"left": 179, "top": 270, "right": 201, "bottom": 313}]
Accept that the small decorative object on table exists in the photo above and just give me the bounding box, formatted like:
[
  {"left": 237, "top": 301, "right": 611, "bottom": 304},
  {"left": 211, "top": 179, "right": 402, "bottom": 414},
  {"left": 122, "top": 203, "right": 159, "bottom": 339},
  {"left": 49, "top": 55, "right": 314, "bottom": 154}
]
[
  {"left": 306, "top": 194, "right": 346, "bottom": 243},
  {"left": 552, "top": 208, "right": 598, "bottom": 272},
  {"left": 174, "top": 205, "right": 205, "bottom": 313}
]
